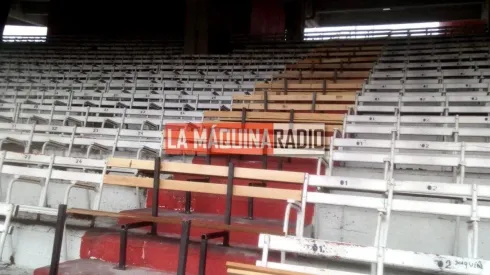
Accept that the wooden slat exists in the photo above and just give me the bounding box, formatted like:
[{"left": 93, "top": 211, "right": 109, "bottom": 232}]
[
  {"left": 254, "top": 91, "right": 356, "bottom": 96},
  {"left": 232, "top": 103, "right": 350, "bottom": 111},
  {"left": 107, "top": 158, "right": 306, "bottom": 184},
  {"left": 103, "top": 175, "right": 303, "bottom": 201},
  {"left": 233, "top": 94, "right": 356, "bottom": 102},
  {"left": 203, "top": 111, "right": 345, "bottom": 123},
  {"left": 67, "top": 209, "right": 283, "bottom": 234},
  {"left": 287, "top": 63, "right": 374, "bottom": 70},
  {"left": 255, "top": 82, "right": 363, "bottom": 90},
  {"left": 226, "top": 263, "right": 310, "bottom": 275},
  {"left": 297, "top": 57, "right": 377, "bottom": 64},
  {"left": 277, "top": 71, "right": 369, "bottom": 79}
]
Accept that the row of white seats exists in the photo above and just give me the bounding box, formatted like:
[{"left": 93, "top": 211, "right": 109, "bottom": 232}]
[
  {"left": 1, "top": 63, "right": 285, "bottom": 73},
  {"left": 355, "top": 94, "right": 490, "bottom": 114},
  {"left": 378, "top": 52, "right": 490, "bottom": 62},
  {"left": 0, "top": 87, "right": 247, "bottom": 97},
  {"left": 239, "top": 43, "right": 490, "bottom": 56},
  {"left": 0, "top": 123, "right": 163, "bottom": 158},
  {"left": 0, "top": 81, "right": 256, "bottom": 94},
  {"left": 0, "top": 72, "right": 272, "bottom": 84},
  {"left": 0, "top": 105, "right": 203, "bottom": 127},
  {"left": 361, "top": 83, "right": 490, "bottom": 94},
  {"left": 370, "top": 68, "right": 490, "bottom": 79},
  {"left": 343, "top": 113, "right": 490, "bottom": 140},
  {"left": 0, "top": 101, "right": 227, "bottom": 116},
  {"left": 0, "top": 91, "right": 232, "bottom": 106},
  {"left": 0, "top": 53, "right": 309, "bottom": 62},
  {"left": 0, "top": 67, "right": 275, "bottom": 76},
  {"left": 374, "top": 60, "right": 490, "bottom": 70},
  {"left": 368, "top": 79, "right": 490, "bottom": 86},
  {"left": 1, "top": 55, "right": 300, "bottom": 64},
  {"left": 237, "top": 34, "right": 490, "bottom": 51},
  {"left": 380, "top": 45, "right": 490, "bottom": 56}
]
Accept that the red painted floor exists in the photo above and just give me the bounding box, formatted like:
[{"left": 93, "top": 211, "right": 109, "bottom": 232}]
[
  {"left": 34, "top": 259, "right": 174, "bottom": 275},
  {"left": 118, "top": 208, "right": 290, "bottom": 246},
  {"left": 77, "top": 228, "right": 270, "bottom": 275}
]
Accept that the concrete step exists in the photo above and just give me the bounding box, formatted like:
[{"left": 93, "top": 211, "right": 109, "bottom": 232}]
[
  {"left": 118, "top": 208, "right": 290, "bottom": 246},
  {"left": 33, "top": 259, "right": 174, "bottom": 275},
  {"left": 78, "top": 229, "right": 268, "bottom": 275}
]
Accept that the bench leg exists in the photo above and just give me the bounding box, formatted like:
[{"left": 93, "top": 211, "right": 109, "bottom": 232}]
[
  {"left": 116, "top": 221, "right": 154, "bottom": 270},
  {"left": 49, "top": 204, "right": 67, "bottom": 275},
  {"left": 150, "top": 157, "right": 161, "bottom": 235},
  {"left": 198, "top": 231, "right": 229, "bottom": 275},
  {"left": 177, "top": 220, "right": 191, "bottom": 275},
  {"left": 116, "top": 229, "right": 128, "bottom": 270},
  {"left": 198, "top": 238, "right": 208, "bottom": 275}
]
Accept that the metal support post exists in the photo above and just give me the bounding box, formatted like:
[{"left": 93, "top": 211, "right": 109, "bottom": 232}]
[
  {"left": 177, "top": 220, "right": 192, "bottom": 275},
  {"left": 151, "top": 157, "right": 161, "bottom": 235},
  {"left": 198, "top": 231, "right": 228, "bottom": 275},
  {"left": 49, "top": 204, "right": 68, "bottom": 275},
  {"left": 116, "top": 221, "right": 154, "bottom": 270}
]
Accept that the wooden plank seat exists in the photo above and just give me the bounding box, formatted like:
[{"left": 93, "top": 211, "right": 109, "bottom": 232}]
[
  {"left": 48, "top": 157, "right": 307, "bottom": 275},
  {"left": 226, "top": 262, "right": 311, "bottom": 275},
  {"left": 287, "top": 62, "right": 374, "bottom": 70},
  {"left": 227, "top": 262, "right": 364, "bottom": 275},
  {"left": 203, "top": 111, "right": 344, "bottom": 129},
  {"left": 275, "top": 71, "right": 370, "bottom": 81},
  {"left": 255, "top": 82, "right": 363, "bottom": 94},
  {"left": 296, "top": 56, "right": 378, "bottom": 64},
  {"left": 232, "top": 93, "right": 354, "bottom": 112},
  {"left": 261, "top": 80, "right": 365, "bottom": 85}
]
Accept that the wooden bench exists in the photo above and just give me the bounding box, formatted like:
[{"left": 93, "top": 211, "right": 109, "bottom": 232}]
[
  {"left": 226, "top": 262, "right": 310, "bottom": 275},
  {"left": 276, "top": 71, "right": 369, "bottom": 80},
  {"left": 48, "top": 157, "right": 307, "bottom": 275},
  {"left": 287, "top": 62, "right": 374, "bottom": 70},
  {"left": 295, "top": 56, "right": 378, "bottom": 64},
  {"left": 204, "top": 111, "right": 344, "bottom": 126},
  {"left": 254, "top": 82, "right": 362, "bottom": 95},
  {"left": 232, "top": 93, "right": 354, "bottom": 112}
]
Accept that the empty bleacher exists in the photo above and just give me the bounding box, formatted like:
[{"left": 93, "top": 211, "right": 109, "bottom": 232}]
[{"left": 0, "top": 26, "right": 488, "bottom": 275}]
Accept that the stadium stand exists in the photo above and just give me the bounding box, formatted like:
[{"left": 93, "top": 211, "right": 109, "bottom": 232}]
[{"left": 0, "top": 22, "right": 487, "bottom": 275}]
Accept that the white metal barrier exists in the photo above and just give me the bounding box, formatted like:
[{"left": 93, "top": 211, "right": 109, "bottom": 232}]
[{"left": 258, "top": 234, "right": 489, "bottom": 275}]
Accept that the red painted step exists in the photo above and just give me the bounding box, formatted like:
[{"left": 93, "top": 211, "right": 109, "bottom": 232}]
[
  {"left": 34, "top": 259, "right": 173, "bottom": 275},
  {"left": 118, "top": 208, "right": 290, "bottom": 246},
  {"left": 78, "top": 229, "right": 273, "bottom": 275}
]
